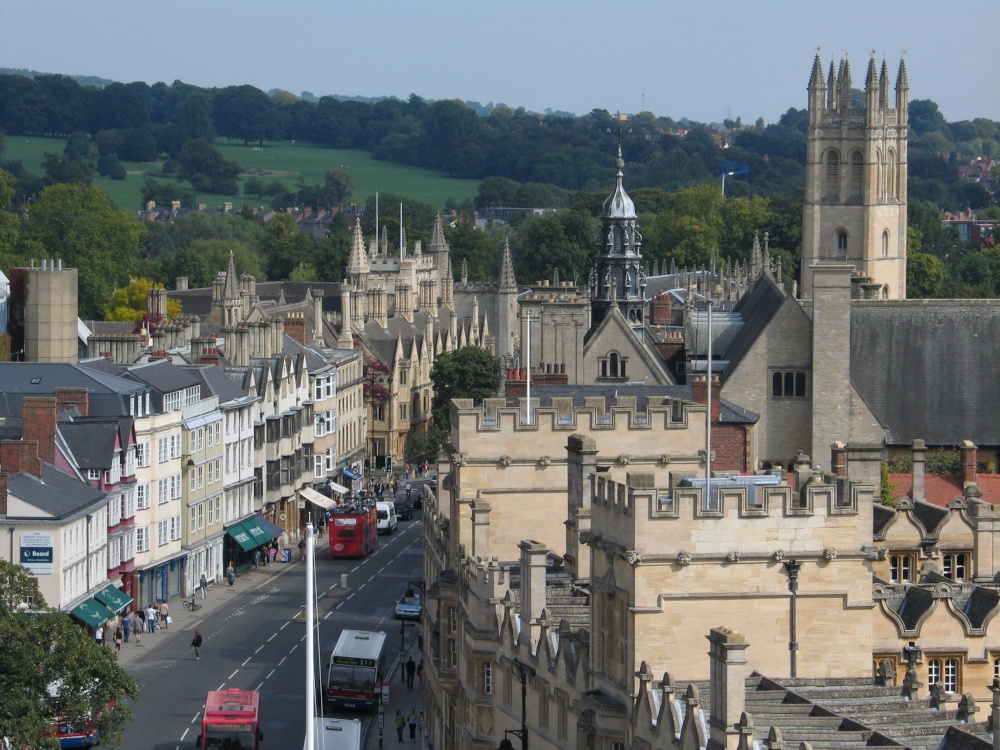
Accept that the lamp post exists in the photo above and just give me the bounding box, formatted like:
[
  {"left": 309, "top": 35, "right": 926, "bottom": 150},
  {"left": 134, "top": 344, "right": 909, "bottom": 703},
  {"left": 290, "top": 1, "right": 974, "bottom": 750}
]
[
  {"left": 784, "top": 559, "right": 801, "bottom": 678},
  {"left": 500, "top": 658, "right": 536, "bottom": 750}
]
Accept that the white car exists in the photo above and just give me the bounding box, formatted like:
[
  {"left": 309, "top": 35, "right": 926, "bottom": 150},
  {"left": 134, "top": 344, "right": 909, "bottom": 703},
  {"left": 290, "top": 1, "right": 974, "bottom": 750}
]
[{"left": 375, "top": 501, "right": 397, "bottom": 534}]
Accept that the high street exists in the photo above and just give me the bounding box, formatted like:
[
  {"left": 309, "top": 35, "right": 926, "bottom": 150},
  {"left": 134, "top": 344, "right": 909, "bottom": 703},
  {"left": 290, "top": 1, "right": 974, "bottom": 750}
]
[{"left": 119, "top": 508, "right": 425, "bottom": 750}]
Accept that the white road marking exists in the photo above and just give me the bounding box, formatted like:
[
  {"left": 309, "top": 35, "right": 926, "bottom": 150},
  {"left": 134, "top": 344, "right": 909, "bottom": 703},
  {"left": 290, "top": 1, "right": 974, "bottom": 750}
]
[
  {"left": 255, "top": 681, "right": 264, "bottom": 691},
  {"left": 255, "top": 645, "right": 265, "bottom": 653},
  {"left": 228, "top": 670, "right": 238, "bottom": 680},
  {"left": 280, "top": 622, "right": 289, "bottom": 630},
  {"left": 242, "top": 657, "right": 252, "bottom": 666},
  {"left": 279, "top": 657, "right": 287, "bottom": 665},
  {"left": 267, "top": 669, "right": 276, "bottom": 679},
  {"left": 267, "top": 633, "right": 276, "bottom": 642}
]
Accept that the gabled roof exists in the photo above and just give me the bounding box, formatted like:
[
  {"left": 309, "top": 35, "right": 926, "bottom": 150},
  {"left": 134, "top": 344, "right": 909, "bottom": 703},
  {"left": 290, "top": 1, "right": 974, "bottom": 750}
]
[
  {"left": 122, "top": 359, "right": 202, "bottom": 395},
  {"left": 851, "top": 301, "right": 1000, "bottom": 446},
  {"left": 187, "top": 364, "right": 251, "bottom": 404},
  {"left": 0, "top": 362, "right": 146, "bottom": 419},
  {"left": 583, "top": 304, "right": 674, "bottom": 385},
  {"left": 59, "top": 420, "right": 121, "bottom": 470},
  {"left": 717, "top": 274, "right": 788, "bottom": 379},
  {"left": 7, "top": 464, "right": 106, "bottom": 518}
]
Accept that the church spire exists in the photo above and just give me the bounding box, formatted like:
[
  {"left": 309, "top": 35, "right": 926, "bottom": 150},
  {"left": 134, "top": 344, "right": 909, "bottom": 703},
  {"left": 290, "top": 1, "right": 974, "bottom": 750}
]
[
  {"left": 499, "top": 239, "right": 517, "bottom": 292},
  {"left": 348, "top": 217, "right": 369, "bottom": 275},
  {"left": 878, "top": 58, "right": 890, "bottom": 108},
  {"left": 224, "top": 249, "right": 240, "bottom": 300}
]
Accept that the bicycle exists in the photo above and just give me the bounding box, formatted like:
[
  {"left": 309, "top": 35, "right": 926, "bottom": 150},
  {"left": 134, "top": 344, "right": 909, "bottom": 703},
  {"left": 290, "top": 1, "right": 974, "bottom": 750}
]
[{"left": 183, "top": 596, "right": 201, "bottom": 611}]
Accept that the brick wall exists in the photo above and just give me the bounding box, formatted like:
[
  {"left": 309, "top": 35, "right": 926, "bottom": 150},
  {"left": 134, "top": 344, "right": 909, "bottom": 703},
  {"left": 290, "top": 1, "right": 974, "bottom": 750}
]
[{"left": 20, "top": 397, "right": 57, "bottom": 467}]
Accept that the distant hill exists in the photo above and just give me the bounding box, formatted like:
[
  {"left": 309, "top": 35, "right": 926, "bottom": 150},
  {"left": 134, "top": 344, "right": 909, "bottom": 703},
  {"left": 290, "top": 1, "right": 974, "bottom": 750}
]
[{"left": 0, "top": 67, "right": 115, "bottom": 89}]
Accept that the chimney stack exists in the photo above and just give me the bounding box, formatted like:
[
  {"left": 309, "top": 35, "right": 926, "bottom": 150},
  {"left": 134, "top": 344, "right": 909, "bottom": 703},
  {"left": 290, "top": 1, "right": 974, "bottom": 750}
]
[
  {"left": 690, "top": 373, "right": 721, "bottom": 422},
  {"left": 21, "top": 397, "right": 57, "bottom": 467},
  {"left": 518, "top": 540, "right": 548, "bottom": 646},
  {"left": 1, "top": 439, "right": 41, "bottom": 478},
  {"left": 961, "top": 440, "right": 978, "bottom": 488},
  {"left": 831, "top": 441, "right": 848, "bottom": 477},
  {"left": 54, "top": 387, "right": 89, "bottom": 417},
  {"left": 911, "top": 439, "right": 926, "bottom": 502}
]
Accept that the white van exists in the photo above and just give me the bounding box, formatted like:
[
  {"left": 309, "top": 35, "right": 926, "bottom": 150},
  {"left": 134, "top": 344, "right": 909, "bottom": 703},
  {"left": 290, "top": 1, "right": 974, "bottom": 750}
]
[{"left": 375, "top": 501, "right": 397, "bottom": 534}]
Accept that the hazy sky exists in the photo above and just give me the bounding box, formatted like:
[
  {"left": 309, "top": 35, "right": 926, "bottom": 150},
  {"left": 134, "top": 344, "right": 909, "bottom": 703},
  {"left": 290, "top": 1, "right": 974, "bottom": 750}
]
[{"left": 1, "top": 0, "right": 996, "bottom": 125}]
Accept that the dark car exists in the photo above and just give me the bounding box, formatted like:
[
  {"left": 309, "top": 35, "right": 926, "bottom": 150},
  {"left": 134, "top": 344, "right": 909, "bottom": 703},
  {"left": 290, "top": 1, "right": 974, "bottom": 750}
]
[{"left": 393, "top": 499, "right": 412, "bottom": 520}]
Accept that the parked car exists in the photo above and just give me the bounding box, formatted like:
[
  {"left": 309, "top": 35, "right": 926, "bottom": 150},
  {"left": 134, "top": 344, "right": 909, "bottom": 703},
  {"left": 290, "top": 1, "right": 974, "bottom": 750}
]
[
  {"left": 394, "top": 588, "right": 423, "bottom": 620},
  {"left": 393, "top": 499, "right": 412, "bottom": 520}
]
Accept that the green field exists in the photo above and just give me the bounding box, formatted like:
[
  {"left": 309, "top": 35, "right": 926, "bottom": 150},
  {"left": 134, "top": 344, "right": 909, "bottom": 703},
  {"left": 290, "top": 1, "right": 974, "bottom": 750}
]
[{"left": 2, "top": 136, "right": 480, "bottom": 211}]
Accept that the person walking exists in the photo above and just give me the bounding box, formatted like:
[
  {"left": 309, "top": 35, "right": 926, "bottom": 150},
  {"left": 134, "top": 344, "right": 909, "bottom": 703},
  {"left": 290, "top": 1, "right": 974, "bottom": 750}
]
[
  {"left": 252, "top": 548, "right": 259, "bottom": 570},
  {"left": 417, "top": 659, "right": 423, "bottom": 688},
  {"left": 113, "top": 627, "right": 123, "bottom": 655},
  {"left": 226, "top": 561, "right": 235, "bottom": 586},
  {"left": 417, "top": 712, "right": 425, "bottom": 745},
  {"left": 191, "top": 629, "right": 203, "bottom": 659},
  {"left": 407, "top": 709, "right": 417, "bottom": 742},
  {"left": 159, "top": 600, "right": 170, "bottom": 629},
  {"left": 122, "top": 612, "right": 131, "bottom": 643},
  {"left": 146, "top": 604, "right": 157, "bottom": 632},
  {"left": 200, "top": 573, "right": 208, "bottom": 599},
  {"left": 94, "top": 624, "right": 104, "bottom": 646},
  {"left": 394, "top": 710, "right": 405, "bottom": 743},
  {"left": 132, "top": 612, "right": 142, "bottom": 645},
  {"left": 297, "top": 538, "right": 306, "bottom": 561},
  {"left": 405, "top": 656, "right": 416, "bottom": 689}
]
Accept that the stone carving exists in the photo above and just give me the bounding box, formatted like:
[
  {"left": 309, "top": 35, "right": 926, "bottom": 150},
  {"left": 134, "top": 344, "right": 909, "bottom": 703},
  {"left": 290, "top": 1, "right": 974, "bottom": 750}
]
[
  {"left": 726, "top": 551, "right": 741, "bottom": 564},
  {"left": 958, "top": 692, "right": 979, "bottom": 722},
  {"left": 876, "top": 658, "right": 897, "bottom": 686},
  {"left": 498, "top": 455, "right": 513, "bottom": 468},
  {"left": 538, "top": 455, "right": 552, "bottom": 467},
  {"left": 902, "top": 663, "right": 923, "bottom": 700},
  {"left": 616, "top": 454, "right": 630, "bottom": 466},
  {"left": 822, "top": 547, "right": 837, "bottom": 561},
  {"left": 862, "top": 545, "right": 888, "bottom": 561},
  {"left": 677, "top": 552, "right": 692, "bottom": 567},
  {"left": 453, "top": 452, "right": 467, "bottom": 467},
  {"left": 929, "top": 682, "right": 947, "bottom": 707},
  {"left": 624, "top": 550, "right": 641, "bottom": 567},
  {"left": 772, "top": 549, "right": 785, "bottom": 561},
  {"left": 659, "top": 454, "right": 671, "bottom": 465}
]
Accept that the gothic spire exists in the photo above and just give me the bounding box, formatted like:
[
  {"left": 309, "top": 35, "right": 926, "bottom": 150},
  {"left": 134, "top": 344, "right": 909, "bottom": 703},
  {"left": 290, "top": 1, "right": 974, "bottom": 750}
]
[
  {"left": 878, "top": 59, "right": 890, "bottom": 108},
  {"left": 224, "top": 249, "right": 240, "bottom": 300},
  {"left": 827, "top": 60, "right": 838, "bottom": 108},
  {"left": 808, "top": 54, "right": 824, "bottom": 90},
  {"left": 601, "top": 146, "right": 637, "bottom": 219},
  {"left": 348, "top": 217, "right": 369, "bottom": 275},
  {"left": 896, "top": 57, "right": 909, "bottom": 91},
  {"left": 461, "top": 258, "right": 469, "bottom": 284},
  {"left": 499, "top": 238, "right": 517, "bottom": 292}
]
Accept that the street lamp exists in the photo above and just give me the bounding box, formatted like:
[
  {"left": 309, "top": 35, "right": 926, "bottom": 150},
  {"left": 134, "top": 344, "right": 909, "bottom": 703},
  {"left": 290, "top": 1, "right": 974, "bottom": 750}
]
[
  {"left": 784, "top": 559, "right": 802, "bottom": 678},
  {"left": 501, "top": 658, "right": 536, "bottom": 750}
]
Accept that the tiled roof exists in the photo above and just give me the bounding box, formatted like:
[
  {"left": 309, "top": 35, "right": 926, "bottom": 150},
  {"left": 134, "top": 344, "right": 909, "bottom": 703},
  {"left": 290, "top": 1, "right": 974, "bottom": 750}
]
[
  {"left": 889, "top": 473, "right": 1000, "bottom": 506},
  {"left": 59, "top": 420, "right": 121, "bottom": 470}
]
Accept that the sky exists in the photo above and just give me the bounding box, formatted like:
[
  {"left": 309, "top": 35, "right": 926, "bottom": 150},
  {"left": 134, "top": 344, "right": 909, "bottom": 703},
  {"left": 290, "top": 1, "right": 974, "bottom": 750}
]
[{"left": 1, "top": 0, "right": 997, "bottom": 125}]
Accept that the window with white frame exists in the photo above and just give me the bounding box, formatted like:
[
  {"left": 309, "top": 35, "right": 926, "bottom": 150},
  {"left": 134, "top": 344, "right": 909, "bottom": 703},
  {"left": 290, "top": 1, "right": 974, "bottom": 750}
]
[
  {"left": 183, "top": 386, "right": 199, "bottom": 406},
  {"left": 157, "top": 519, "right": 169, "bottom": 546},
  {"left": 136, "top": 526, "right": 150, "bottom": 552},
  {"left": 122, "top": 530, "right": 134, "bottom": 561},
  {"left": 196, "top": 428, "right": 204, "bottom": 452},
  {"left": 170, "top": 433, "right": 181, "bottom": 459},
  {"left": 197, "top": 465, "right": 205, "bottom": 489},
  {"left": 170, "top": 514, "right": 182, "bottom": 541},
  {"left": 449, "top": 607, "right": 457, "bottom": 633},
  {"left": 448, "top": 639, "right": 457, "bottom": 669},
  {"left": 314, "top": 455, "right": 325, "bottom": 479},
  {"left": 209, "top": 496, "right": 221, "bottom": 525},
  {"left": 890, "top": 554, "right": 915, "bottom": 584},
  {"left": 137, "top": 441, "right": 150, "bottom": 467},
  {"left": 171, "top": 474, "right": 182, "bottom": 499},
  {"left": 158, "top": 437, "right": 168, "bottom": 463},
  {"left": 136, "top": 483, "right": 150, "bottom": 510},
  {"left": 87, "top": 469, "right": 101, "bottom": 481},
  {"left": 994, "top": 657, "right": 1000, "bottom": 684},
  {"left": 943, "top": 553, "right": 968, "bottom": 582},
  {"left": 943, "top": 657, "right": 960, "bottom": 692},
  {"left": 163, "top": 391, "right": 182, "bottom": 412},
  {"left": 158, "top": 477, "right": 169, "bottom": 504},
  {"left": 123, "top": 490, "right": 135, "bottom": 519},
  {"left": 190, "top": 503, "right": 205, "bottom": 533}
]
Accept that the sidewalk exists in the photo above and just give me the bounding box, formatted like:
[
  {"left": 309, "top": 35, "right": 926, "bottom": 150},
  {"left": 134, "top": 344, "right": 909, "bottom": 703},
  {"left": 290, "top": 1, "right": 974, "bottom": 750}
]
[
  {"left": 366, "top": 642, "right": 426, "bottom": 750},
  {"left": 114, "top": 560, "right": 298, "bottom": 669}
]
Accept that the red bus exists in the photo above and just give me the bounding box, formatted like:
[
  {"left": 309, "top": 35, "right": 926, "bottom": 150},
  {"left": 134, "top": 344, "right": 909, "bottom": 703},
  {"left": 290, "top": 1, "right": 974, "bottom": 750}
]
[
  {"left": 328, "top": 505, "right": 378, "bottom": 558},
  {"left": 196, "top": 688, "right": 263, "bottom": 749}
]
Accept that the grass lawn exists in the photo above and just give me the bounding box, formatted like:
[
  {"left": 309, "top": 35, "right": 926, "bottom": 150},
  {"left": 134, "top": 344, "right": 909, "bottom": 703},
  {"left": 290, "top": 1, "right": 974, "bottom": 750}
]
[{"left": 2, "top": 136, "right": 480, "bottom": 211}]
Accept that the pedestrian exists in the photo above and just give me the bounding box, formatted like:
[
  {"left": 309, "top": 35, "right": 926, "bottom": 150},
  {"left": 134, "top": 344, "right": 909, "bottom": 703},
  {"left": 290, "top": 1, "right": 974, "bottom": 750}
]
[
  {"left": 417, "top": 659, "right": 423, "bottom": 688},
  {"left": 113, "top": 627, "right": 123, "bottom": 655},
  {"left": 405, "top": 656, "right": 416, "bottom": 689},
  {"left": 159, "top": 600, "right": 170, "bottom": 629},
  {"left": 269, "top": 542, "right": 277, "bottom": 564},
  {"left": 395, "top": 710, "right": 405, "bottom": 743},
  {"left": 407, "top": 709, "right": 417, "bottom": 742},
  {"left": 146, "top": 604, "right": 157, "bottom": 632},
  {"left": 122, "top": 612, "right": 131, "bottom": 643},
  {"left": 132, "top": 613, "right": 141, "bottom": 645},
  {"left": 200, "top": 573, "right": 208, "bottom": 599},
  {"left": 191, "top": 628, "right": 203, "bottom": 659},
  {"left": 226, "top": 561, "right": 235, "bottom": 586},
  {"left": 297, "top": 538, "right": 306, "bottom": 561},
  {"left": 418, "top": 711, "right": 424, "bottom": 744},
  {"left": 94, "top": 624, "right": 104, "bottom": 646},
  {"left": 252, "top": 548, "right": 260, "bottom": 570}
]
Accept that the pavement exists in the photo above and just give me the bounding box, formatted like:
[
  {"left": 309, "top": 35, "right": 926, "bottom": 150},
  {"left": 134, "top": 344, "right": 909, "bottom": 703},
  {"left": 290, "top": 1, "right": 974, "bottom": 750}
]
[
  {"left": 366, "top": 640, "right": 427, "bottom": 750},
  {"left": 112, "top": 558, "right": 298, "bottom": 669}
]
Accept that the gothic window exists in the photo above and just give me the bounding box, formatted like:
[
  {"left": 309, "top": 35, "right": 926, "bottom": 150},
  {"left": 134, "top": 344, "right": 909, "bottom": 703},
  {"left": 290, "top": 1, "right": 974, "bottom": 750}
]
[
  {"left": 928, "top": 658, "right": 941, "bottom": 687},
  {"left": 886, "top": 149, "right": 897, "bottom": 199},
  {"left": 836, "top": 230, "right": 848, "bottom": 257},
  {"left": 994, "top": 657, "right": 1000, "bottom": 683},
  {"left": 882, "top": 230, "right": 890, "bottom": 257},
  {"left": 599, "top": 352, "right": 628, "bottom": 380},
  {"left": 825, "top": 150, "right": 840, "bottom": 198},
  {"left": 850, "top": 150, "right": 864, "bottom": 197}
]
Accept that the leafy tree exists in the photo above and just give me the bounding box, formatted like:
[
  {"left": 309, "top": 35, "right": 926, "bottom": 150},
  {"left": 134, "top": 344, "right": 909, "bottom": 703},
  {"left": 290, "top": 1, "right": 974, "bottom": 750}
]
[
  {"left": 0, "top": 168, "right": 23, "bottom": 269},
  {"left": 260, "top": 213, "right": 316, "bottom": 279},
  {"left": 288, "top": 261, "right": 319, "bottom": 281},
  {"left": 0, "top": 560, "right": 137, "bottom": 749},
  {"left": 140, "top": 178, "right": 196, "bottom": 210},
  {"left": 430, "top": 346, "right": 501, "bottom": 431},
  {"left": 42, "top": 151, "right": 93, "bottom": 186},
  {"left": 104, "top": 277, "right": 182, "bottom": 321},
  {"left": 176, "top": 139, "right": 241, "bottom": 194},
  {"left": 363, "top": 356, "right": 393, "bottom": 409},
  {"left": 213, "top": 85, "right": 280, "bottom": 146},
  {"left": 167, "top": 238, "right": 265, "bottom": 288},
  {"left": 906, "top": 251, "right": 945, "bottom": 298},
  {"left": 444, "top": 217, "right": 502, "bottom": 282},
  {"left": 25, "top": 184, "right": 146, "bottom": 318},
  {"left": 512, "top": 209, "right": 595, "bottom": 284},
  {"left": 64, "top": 132, "right": 96, "bottom": 162}
]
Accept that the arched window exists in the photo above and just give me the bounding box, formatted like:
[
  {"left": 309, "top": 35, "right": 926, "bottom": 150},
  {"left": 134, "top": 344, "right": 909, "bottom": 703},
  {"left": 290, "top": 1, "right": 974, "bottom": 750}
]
[
  {"left": 825, "top": 150, "right": 840, "bottom": 197},
  {"left": 609, "top": 353, "right": 619, "bottom": 377},
  {"left": 882, "top": 230, "right": 890, "bottom": 257},
  {"left": 886, "top": 149, "right": 897, "bottom": 199},
  {"left": 836, "top": 230, "right": 848, "bottom": 258},
  {"left": 850, "top": 151, "right": 864, "bottom": 197}
]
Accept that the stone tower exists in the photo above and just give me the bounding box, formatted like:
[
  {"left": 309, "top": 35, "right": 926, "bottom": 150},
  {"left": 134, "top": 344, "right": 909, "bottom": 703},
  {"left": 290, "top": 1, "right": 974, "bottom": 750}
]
[
  {"left": 588, "top": 147, "right": 647, "bottom": 333},
  {"left": 23, "top": 259, "right": 78, "bottom": 362},
  {"left": 801, "top": 54, "right": 908, "bottom": 300}
]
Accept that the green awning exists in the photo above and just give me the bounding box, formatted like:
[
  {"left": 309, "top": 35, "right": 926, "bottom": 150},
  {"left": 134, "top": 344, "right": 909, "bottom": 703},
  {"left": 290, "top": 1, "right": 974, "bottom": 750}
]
[
  {"left": 227, "top": 523, "right": 258, "bottom": 552},
  {"left": 239, "top": 516, "right": 273, "bottom": 547},
  {"left": 70, "top": 599, "right": 115, "bottom": 628},
  {"left": 94, "top": 585, "right": 133, "bottom": 613}
]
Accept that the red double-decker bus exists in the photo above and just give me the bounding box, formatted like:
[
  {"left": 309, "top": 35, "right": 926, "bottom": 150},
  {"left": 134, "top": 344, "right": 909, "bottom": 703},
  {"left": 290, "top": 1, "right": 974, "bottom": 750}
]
[
  {"left": 196, "top": 688, "right": 263, "bottom": 749},
  {"left": 328, "top": 505, "right": 378, "bottom": 558}
]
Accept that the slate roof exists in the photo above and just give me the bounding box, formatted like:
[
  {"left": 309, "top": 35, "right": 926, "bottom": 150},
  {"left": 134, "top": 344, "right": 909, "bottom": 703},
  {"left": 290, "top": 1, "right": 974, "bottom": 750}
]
[
  {"left": 0, "top": 362, "right": 146, "bottom": 419},
  {"left": 873, "top": 504, "right": 895, "bottom": 537},
  {"left": 718, "top": 273, "right": 788, "bottom": 380},
  {"left": 59, "top": 419, "right": 121, "bottom": 470},
  {"left": 122, "top": 359, "right": 202, "bottom": 395},
  {"left": 910, "top": 500, "right": 949, "bottom": 535},
  {"left": 188, "top": 364, "right": 250, "bottom": 404},
  {"left": 850, "top": 300, "right": 1000, "bottom": 446},
  {"left": 7, "top": 464, "right": 106, "bottom": 518}
]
